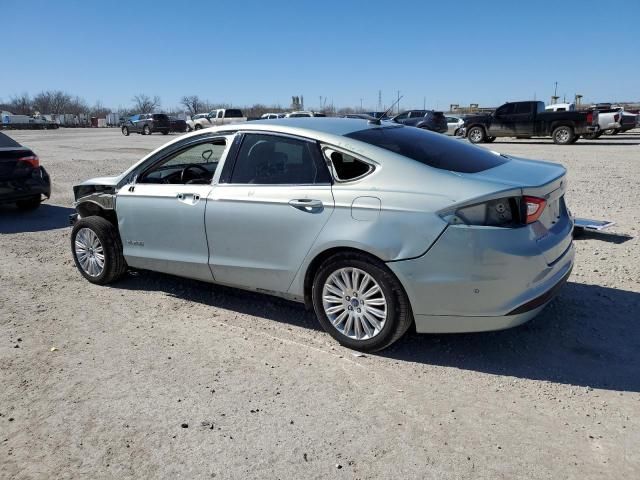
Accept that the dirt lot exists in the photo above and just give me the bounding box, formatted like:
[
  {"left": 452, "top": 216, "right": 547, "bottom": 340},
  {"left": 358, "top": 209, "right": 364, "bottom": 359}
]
[{"left": 1, "top": 128, "right": 639, "bottom": 479}]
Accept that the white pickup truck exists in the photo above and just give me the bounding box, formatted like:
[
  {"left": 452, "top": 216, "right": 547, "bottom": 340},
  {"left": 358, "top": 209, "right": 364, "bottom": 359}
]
[{"left": 186, "top": 109, "right": 247, "bottom": 131}]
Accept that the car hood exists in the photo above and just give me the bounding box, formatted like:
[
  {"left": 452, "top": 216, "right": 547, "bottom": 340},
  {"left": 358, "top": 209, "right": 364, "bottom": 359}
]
[{"left": 77, "top": 175, "right": 124, "bottom": 188}]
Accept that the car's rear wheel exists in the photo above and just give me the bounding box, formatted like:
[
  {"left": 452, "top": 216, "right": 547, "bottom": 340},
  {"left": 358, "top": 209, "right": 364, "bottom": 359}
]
[
  {"left": 194, "top": 124, "right": 202, "bottom": 131},
  {"left": 467, "top": 126, "right": 486, "bottom": 143},
  {"left": 568, "top": 135, "right": 580, "bottom": 144},
  {"left": 552, "top": 125, "right": 575, "bottom": 145},
  {"left": 122, "top": 126, "right": 129, "bottom": 136},
  {"left": 162, "top": 130, "right": 168, "bottom": 135},
  {"left": 71, "top": 216, "right": 127, "bottom": 285},
  {"left": 16, "top": 196, "right": 41, "bottom": 210},
  {"left": 143, "top": 125, "right": 151, "bottom": 135},
  {"left": 312, "top": 252, "right": 412, "bottom": 352}
]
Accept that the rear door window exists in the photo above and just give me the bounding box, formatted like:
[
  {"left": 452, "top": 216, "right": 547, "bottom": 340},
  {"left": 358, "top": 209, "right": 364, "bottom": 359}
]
[
  {"left": 229, "top": 134, "right": 331, "bottom": 185},
  {"left": 345, "top": 126, "right": 508, "bottom": 174}
]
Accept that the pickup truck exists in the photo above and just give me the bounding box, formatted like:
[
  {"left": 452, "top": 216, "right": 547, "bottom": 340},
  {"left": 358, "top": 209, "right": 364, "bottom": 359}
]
[
  {"left": 186, "top": 109, "right": 247, "bottom": 131},
  {"left": 464, "top": 101, "right": 599, "bottom": 145}
]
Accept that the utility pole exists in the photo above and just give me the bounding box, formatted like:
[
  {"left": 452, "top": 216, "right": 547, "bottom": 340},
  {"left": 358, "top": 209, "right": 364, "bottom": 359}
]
[
  {"left": 397, "top": 90, "right": 400, "bottom": 114},
  {"left": 423, "top": 97, "right": 426, "bottom": 110},
  {"left": 360, "top": 98, "right": 363, "bottom": 112},
  {"left": 378, "top": 90, "right": 382, "bottom": 111}
]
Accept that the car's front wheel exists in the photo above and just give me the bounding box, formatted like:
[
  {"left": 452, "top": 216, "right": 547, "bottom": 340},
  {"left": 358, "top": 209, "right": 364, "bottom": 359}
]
[
  {"left": 467, "top": 126, "right": 486, "bottom": 143},
  {"left": 312, "top": 252, "right": 412, "bottom": 352},
  {"left": 122, "top": 126, "right": 129, "bottom": 136},
  {"left": 71, "top": 216, "right": 127, "bottom": 285},
  {"left": 143, "top": 125, "right": 151, "bottom": 135}
]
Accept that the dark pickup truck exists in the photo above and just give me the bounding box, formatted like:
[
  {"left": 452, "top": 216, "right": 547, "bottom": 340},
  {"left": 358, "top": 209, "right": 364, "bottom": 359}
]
[{"left": 464, "top": 101, "right": 599, "bottom": 145}]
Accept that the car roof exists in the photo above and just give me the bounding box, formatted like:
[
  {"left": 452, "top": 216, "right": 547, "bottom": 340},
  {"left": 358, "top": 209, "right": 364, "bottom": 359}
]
[{"left": 240, "top": 117, "right": 390, "bottom": 136}]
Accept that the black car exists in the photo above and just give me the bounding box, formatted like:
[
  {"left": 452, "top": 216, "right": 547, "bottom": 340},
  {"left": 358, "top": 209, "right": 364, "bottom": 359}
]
[
  {"left": 168, "top": 116, "right": 188, "bottom": 133},
  {"left": 0, "top": 132, "right": 51, "bottom": 210},
  {"left": 121, "top": 113, "right": 170, "bottom": 136},
  {"left": 391, "top": 110, "right": 448, "bottom": 133}
]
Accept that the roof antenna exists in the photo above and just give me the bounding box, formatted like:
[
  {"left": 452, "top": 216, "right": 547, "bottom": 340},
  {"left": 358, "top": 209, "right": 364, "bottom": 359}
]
[{"left": 369, "top": 95, "right": 403, "bottom": 125}]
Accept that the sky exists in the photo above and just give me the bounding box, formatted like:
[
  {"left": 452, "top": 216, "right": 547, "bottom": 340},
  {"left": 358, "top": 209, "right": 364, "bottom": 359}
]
[{"left": 2, "top": 0, "right": 639, "bottom": 112}]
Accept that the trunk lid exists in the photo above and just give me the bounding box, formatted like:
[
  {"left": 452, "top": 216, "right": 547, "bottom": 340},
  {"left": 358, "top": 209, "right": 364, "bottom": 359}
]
[
  {"left": 0, "top": 147, "right": 35, "bottom": 180},
  {"left": 465, "top": 155, "right": 572, "bottom": 265}
]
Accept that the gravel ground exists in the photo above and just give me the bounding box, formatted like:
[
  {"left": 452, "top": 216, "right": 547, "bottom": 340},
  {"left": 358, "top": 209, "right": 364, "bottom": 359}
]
[{"left": 1, "top": 128, "right": 639, "bottom": 479}]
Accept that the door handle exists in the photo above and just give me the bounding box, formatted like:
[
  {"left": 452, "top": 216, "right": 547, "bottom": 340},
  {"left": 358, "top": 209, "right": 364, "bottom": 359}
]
[
  {"left": 177, "top": 193, "right": 201, "bottom": 203},
  {"left": 289, "top": 199, "right": 323, "bottom": 212}
]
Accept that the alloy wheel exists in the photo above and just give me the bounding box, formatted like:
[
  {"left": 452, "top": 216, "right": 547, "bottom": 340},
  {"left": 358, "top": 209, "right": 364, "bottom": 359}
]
[
  {"left": 322, "top": 267, "right": 388, "bottom": 341},
  {"left": 74, "top": 228, "right": 105, "bottom": 277}
]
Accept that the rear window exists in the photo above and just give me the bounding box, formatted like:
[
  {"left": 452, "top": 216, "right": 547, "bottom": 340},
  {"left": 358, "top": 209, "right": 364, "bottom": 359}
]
[
  {"left": 0, "top": 132, "right": 21, "bottom": 148},
  {"left": 345, "top": 126, "right": 508, "bottom": 173},
  {"left": 225, "top": 109, "right": 243, "bottom": 118},
  {"left": 152, "top": 114, "right": 168, "bottom": 121}
]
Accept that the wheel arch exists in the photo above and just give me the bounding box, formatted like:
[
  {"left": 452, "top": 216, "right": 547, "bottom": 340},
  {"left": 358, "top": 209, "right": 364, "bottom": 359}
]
[
  {"left": 76, "top": 200, "right": 118, "bottom": 226},
  {"left": 302, "top": 246, "right": 393, "bottom": 310}
]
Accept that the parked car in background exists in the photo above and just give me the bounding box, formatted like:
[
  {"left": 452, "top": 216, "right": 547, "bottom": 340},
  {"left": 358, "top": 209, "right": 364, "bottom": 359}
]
[
  {"left": 445, "top": 116, "right": 465, "bottom": 136},
  {"left": 168, "top": 116, "right": 188, "bottom": 133},
  {"left": 391, "top": 110, "right": 448, "bottom": 133},
  {"left": 70, "top": 118, "right": 574, "bottom": 351},
  {"left": 260, "top": 113, "right": 286, "bottom": 119},
  {"left": 0, "top": 132, "right": 51, "bottom": 210},
  {"left": 121, "top": 113, "right": 170, "bottom": 136},
  {"left": 464, "top": 101, "right": 599, "bottom": 145},
  {"left": 285, "top": 111, "right": 327, "bottom": 118},
  {"left": 581, "top": 107, "right": 626, "bottom": 139},
  {"left": 187, "top": 109, "right": 247, "bottom": 130},
  {"left": 364, "top": 112, "right": 391, "bottom": 120},
  {"left": 342, "top": 113, "right": 379, "bottom": 121}
]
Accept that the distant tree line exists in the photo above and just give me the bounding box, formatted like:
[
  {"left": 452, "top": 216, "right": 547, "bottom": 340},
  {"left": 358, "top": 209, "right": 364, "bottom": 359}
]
[{"left": 1, "top": 90, "right": 370, "bottom": 119}]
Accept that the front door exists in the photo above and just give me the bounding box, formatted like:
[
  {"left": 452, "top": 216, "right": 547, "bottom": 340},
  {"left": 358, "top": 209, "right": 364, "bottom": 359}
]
[
  {"left": 206, "top": 132, "right": 334, "bottom": 293},
  {"left": 116, "top": 136, "right": 231, "bottom": 281}
]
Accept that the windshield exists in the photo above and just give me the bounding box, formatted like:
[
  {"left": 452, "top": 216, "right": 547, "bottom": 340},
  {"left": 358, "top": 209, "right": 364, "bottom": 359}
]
[{"left": 345, "top": 126, "right": 509, "bottom": 173}]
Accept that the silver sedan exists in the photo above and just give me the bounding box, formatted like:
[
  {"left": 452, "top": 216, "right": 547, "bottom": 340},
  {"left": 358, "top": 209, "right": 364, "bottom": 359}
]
[{"left": 70, "top": 118, "right": 574, "bottom": 351}]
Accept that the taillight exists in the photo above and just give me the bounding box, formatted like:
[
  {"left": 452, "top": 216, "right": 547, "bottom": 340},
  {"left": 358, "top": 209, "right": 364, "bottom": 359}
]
[
  {"left": 523, "top": 196, "right": 546, "bottom": 224},
  {"left": 586, "top": 112, "right": 593, "bottom": 124},
  {"left": 18, "top": 155, "right": 40, "bottom": 168}
]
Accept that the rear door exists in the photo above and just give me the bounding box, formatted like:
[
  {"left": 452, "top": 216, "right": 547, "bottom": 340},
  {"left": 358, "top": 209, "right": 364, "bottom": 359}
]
[
  {"left": 513, "top": 102, "right": 535, "bottom": 136},
  {"left": 116, "top": 134, "right": 232, "bottom": 281},
  {"left": 490, "top": 103, "right": 516, "bottom": 136},
  {"left": 206, "top": 132, "right": 334, "bottom": 293}
]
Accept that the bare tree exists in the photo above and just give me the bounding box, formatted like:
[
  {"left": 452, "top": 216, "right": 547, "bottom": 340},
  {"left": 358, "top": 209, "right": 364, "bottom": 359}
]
[
  {"left": 180, "top": 95, "right": 205, "bottom": 115},
  {"left": 6, "top": 93, "right": 32, "bottom": 115},
  {"left": 132, "top": 94, "right": 161, "bottom": 113}
]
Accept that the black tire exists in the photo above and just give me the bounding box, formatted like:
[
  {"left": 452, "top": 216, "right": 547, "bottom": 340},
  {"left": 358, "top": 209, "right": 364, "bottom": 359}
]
[
  {"left": 610, "top": 129, "right": 620, "bottom": 135},
  {"left": 552, "top": 125, "right": 575, "bottom": 145},
  {"left": 194, "top": 124, "right": 202, "bottom": 131},
  {"left": 604, "top": 129, "right": 615, "bottom": 135},
  {"left": 467, "top": 126, "right": 486, "bottom": 144},
  {"left": 582, "top": 131, "right": 601, "bottom": 140},
  {"left": 71, "top": 216, "right": 127, "bottom": 285},
  {"left": 568, "top": 135, "right": 580, "bottom": 144},
  {"left": 143, "top": 125, "right": 151, "bottom": 135},
  {"left": 162, "top": 130, "right": 169, "bottom": 135},
  {"left": 16, "top": 196, "right": 41, "bottom": 210},
  {"left": 121, "top": 126, "right": 129, "bottom": 136},
  {"left": 485, "top": 136, "right": 496, "bottom": 143},
  {"left": 311, "top": 252, "right": 413, "bottom": 352}
]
